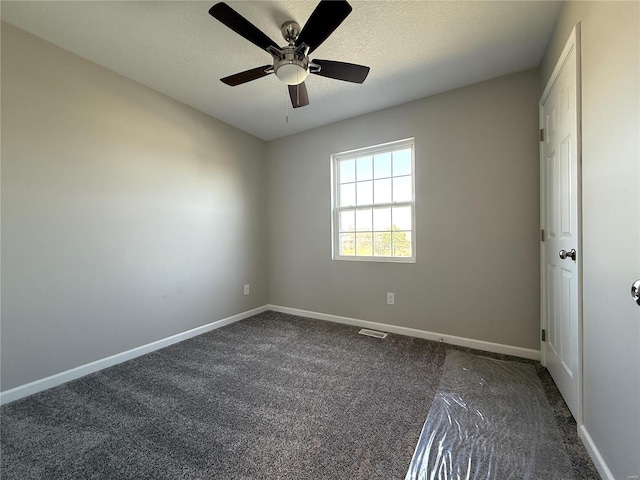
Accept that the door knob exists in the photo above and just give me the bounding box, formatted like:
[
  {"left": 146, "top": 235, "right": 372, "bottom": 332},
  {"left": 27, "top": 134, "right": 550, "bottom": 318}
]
[
  {"left": 559, "top": 249, "right": 577, "bottom": 261},
  {"left": 632, "top": 280, "right": 640, "bottom": 306}
]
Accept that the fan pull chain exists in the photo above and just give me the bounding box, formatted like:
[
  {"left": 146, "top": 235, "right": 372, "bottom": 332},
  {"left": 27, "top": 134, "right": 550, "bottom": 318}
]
[{"left": 285, "top": 87, "right": 289, "bottom": 124}]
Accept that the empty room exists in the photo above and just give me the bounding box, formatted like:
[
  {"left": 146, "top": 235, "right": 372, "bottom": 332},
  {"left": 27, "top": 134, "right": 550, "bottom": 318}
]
[{"left": 1, "top": 1, "right": 638, "bottom": 479}]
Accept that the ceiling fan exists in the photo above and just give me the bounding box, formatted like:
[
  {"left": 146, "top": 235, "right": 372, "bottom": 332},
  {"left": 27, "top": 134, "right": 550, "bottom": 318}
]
[{"left": 209, "top": 0, "right": 370, "bottom": 108}]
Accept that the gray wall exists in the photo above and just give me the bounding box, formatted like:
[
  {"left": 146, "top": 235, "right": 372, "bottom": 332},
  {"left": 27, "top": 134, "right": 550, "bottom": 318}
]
[
  {"left": 266, "top": 69, "right": 542, "bottom": 350},
  {"left": 541, "top": 2, "right": 640, "bottom": 478},
  {"left": 1, "top": 23, "right": 268, "bottom": 391},
  {"left": 0, "top": 21, "right": 553, "bottom": 393}
]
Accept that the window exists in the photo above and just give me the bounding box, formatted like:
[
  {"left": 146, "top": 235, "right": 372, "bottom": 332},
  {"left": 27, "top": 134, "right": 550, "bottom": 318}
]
[{"left": 331, "top": 138, "right": 415, "bottom": 262}]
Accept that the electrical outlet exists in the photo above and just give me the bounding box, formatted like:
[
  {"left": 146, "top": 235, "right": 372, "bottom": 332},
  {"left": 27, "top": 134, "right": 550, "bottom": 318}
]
[
  {"left": 386, "top": 292, "right": 395, "bottom": 305},
  {"left": 244, "top": 284, "right": 250, "bottom": 295}
]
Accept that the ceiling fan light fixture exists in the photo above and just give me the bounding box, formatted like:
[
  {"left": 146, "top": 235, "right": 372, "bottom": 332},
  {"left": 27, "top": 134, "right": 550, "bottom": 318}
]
[
  {"left": 273, "top": 49, "right": 310, "bottom": 85},
  {"left": 275, "top": 62, "right": 309, "bottom": 85}
]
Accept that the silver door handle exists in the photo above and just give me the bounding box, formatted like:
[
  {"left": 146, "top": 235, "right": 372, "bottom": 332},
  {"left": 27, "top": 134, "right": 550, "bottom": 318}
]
[
  {"left": 632, "top": 280, "right": 640, "bottom": 306},
  {"left": 559, "top": 249, "right": 577, "bottom": 261}
]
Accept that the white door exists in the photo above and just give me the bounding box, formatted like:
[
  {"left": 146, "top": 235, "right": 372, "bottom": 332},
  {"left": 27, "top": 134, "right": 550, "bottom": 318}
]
[{"left": 540, "top": 28, "right": 580, "bottom": 419}]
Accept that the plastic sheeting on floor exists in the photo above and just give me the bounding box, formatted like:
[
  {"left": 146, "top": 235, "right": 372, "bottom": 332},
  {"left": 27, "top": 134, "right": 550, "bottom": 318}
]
[{"left": 405, "top": 350, "right": 574, "bottom": 480}]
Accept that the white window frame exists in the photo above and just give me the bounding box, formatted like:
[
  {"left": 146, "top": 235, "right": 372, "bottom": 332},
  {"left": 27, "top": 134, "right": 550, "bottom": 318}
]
[{"left": 331, "top": 138, "right": 416, "bottom": 263}]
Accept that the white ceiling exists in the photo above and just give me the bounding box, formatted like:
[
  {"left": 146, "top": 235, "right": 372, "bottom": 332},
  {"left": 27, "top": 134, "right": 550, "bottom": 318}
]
[{"left": 1, "top": 1, "right": 562, "bottom": 140}]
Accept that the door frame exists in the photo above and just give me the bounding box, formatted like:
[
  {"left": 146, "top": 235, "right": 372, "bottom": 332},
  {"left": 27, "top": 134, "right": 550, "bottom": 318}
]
[{"left": 539, "top": 24, "right": 583, "bottom": 425}]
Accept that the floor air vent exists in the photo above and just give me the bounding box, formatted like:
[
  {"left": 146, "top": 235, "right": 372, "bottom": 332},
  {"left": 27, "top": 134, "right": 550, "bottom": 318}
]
[{"left": 358, "top": 329, "right": 388, "bottom": 339}]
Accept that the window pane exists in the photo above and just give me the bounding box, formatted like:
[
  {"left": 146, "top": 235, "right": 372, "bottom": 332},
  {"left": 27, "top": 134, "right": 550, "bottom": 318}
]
[
  {"left": 356, "top": 180, "right": 373, "bottom": 205},
  {"left": 373, "top": 207, "right": 391, "bottom": 231},
  {"left": 339, "top": 232, "right": 355, "bottom": 255},
  {"left": 373, "top": 178, "right": 391, "bottom": 204},
  {"left": 392, "top": 231, "right": 412, "bottom": 257},
  {"left": 373, "top": 153, "right": 391, "bottom": 178},
  {"left": 392, "top": 176, "right": 412, "bottom": 202},
  {"left": 392, "top": 149, "right": 412, "bottom": 176},
  {"left": 355, "top": 232, "right": 372, "bottom": 256},
  {"left": 356, "top": 156, "right": 373, "bottom": 181},
  {"left": 373, "top": 232, "right": 392, "bottom": 256},
  {"left": 340, "top": 183, "right": 355, "bottom": 207},
  {"left": 333, "top": 139, "right": 414, "bottom": 262},
  {"left": 392, "top": 205, "right": 412, "bottom": 230},
  {"left": 355, "top": 208, "right": 372, "bottom": 231},
  {"left": 339, "top": 158, "right": 355, "bottom": 183},
  {"left": 339, "top": 210, "right": 355, "bottom": 232}
]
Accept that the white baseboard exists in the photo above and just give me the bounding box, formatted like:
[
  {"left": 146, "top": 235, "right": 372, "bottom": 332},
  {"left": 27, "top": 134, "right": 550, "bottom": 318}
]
[
  {"left": 0, "top": 305, "right": 268, "bottom": 405},
  {"left": 1, "top": 304, "right": 540, "bottom": 405},
  {"left": 267, "top": 305, "right": 540, "bottom": 360},
  {"left": 579, "top": 425, "right": 615, "bottom": 480}
]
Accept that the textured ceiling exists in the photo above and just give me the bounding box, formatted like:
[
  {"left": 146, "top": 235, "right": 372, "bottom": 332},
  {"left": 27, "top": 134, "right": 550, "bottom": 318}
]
[{"left": 1, "top": 1, "right": 562, "bottom": 140}]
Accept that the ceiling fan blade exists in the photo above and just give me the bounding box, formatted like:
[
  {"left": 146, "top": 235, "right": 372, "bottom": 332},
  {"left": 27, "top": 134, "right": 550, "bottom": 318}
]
[
  {"left": 209, "top": 3, "right": 280, "bottom": 53},
  {"left": 295, "top": 0, "right": 352, "bottom": 54},
  {"left": 288, "top": 83, "right": 309, "bottom": 108},
  {"left": 221, "top": 65, "right": 273, "bottom": 86},
  {"left": 312, "top": 59, "right": 370, "bottom": 84}
]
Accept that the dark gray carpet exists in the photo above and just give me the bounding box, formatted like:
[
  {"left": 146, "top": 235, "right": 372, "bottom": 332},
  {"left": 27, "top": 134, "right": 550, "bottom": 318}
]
[
  {"left": 1, "top": 311, "right": 599, "bottom": 479},
  {"left": 405, "top": 350, "right": 574, "bottom": 480}
]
